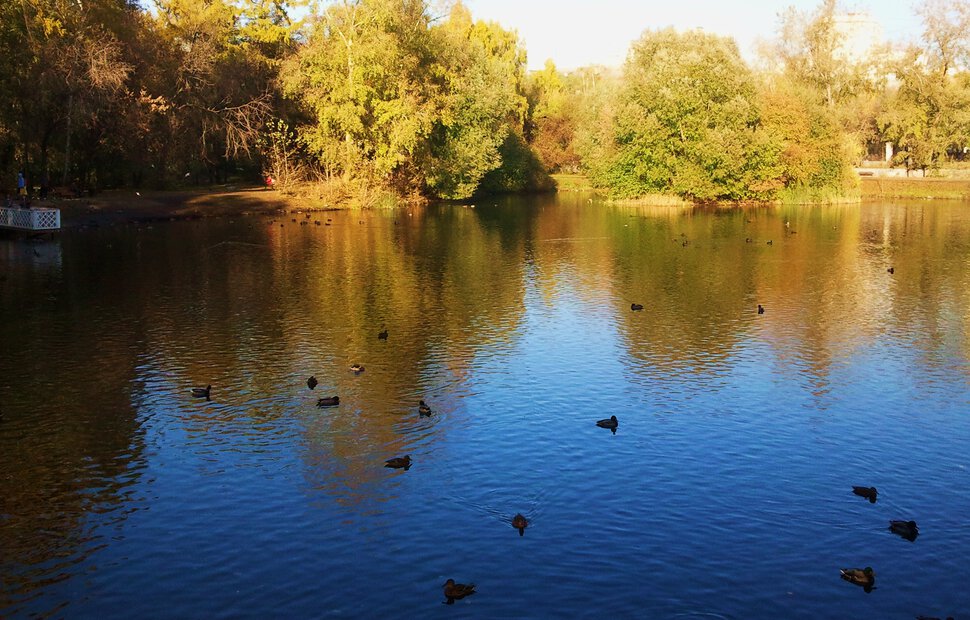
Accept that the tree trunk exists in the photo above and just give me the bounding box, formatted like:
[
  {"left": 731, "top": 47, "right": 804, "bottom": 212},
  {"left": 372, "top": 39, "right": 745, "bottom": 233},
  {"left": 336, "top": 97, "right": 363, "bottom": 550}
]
[
  {"left": 344, "top": 36, "right": 354, "bottom": 180},
  {"left": 62, "top": 93, "right": 73, "bottom": 185}
]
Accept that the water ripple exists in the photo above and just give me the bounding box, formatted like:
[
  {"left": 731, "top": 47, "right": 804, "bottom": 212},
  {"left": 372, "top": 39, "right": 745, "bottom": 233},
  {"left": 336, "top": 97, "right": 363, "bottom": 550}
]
[{"left": 2, "top": 200, "right": 970, "bottom": 617}]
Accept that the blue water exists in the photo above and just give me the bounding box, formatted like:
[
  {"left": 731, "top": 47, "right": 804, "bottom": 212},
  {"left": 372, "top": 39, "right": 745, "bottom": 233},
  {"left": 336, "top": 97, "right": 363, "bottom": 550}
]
[{"left": 1, "top": 195, "right": 969, "bottom": 618}]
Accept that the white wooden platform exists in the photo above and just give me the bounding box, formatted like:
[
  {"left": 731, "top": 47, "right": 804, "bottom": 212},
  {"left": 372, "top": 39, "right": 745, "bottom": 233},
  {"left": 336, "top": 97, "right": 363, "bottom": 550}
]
[{"left": 0, "top": 206, "right": 61, "bottom": 231}]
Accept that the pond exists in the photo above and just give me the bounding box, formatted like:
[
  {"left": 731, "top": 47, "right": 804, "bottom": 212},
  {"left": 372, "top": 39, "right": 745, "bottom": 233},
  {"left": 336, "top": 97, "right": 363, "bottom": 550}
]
[{"left": 1, "top": 194, "right": 969, "bottom": 618}]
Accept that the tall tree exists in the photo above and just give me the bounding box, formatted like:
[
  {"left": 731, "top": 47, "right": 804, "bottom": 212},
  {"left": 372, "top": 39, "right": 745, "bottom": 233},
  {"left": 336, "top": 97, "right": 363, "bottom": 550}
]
[
  {"left": 879, "top": 0, "right": 970, "bottom": 173},
  {"left": 773, "top": 0, "right": 860, "bottom": 108},
  {"left": 284, "top": 0, "right": 538, "bottom": 199},
  {"left": 880, "top": 50, "right": 970, "bottom": 173},
  {"left": 759, "top": 78, "right": 857, "bottom": 199},
  {"left": 0, "top": 0, "right": 136, "bottom": 186},
  {"left": 283, "top": 0, "right": 437, "bottom": 183},
  {"left": 421, "top": 2, "right": 529, "bottom": 198},
  {"left": 145, "top": 0, "right": 284, "bottom": 182},
  {"left": 917, "top": 0, "right": 970, "bottom": 78},
  {"left": 525, "top": 60, "right": 581, "bottom": 173},
  {"left": 766, "top": 0, "right": 888, "bottom": 163},
  {"left": 588, "top": 29, "right": 781, "bottom": 201}
]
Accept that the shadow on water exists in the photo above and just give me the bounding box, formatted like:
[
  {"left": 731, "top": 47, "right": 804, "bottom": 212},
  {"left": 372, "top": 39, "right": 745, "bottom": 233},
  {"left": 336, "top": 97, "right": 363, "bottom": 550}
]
[{"left": 0, "top": 281, "right": 148, "bottom": 614}]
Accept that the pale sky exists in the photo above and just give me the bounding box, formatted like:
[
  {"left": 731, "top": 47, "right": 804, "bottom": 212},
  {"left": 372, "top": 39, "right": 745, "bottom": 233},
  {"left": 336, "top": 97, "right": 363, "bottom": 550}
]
[{"left": 464, "top": 0, "right": 922, "bottom": 70}]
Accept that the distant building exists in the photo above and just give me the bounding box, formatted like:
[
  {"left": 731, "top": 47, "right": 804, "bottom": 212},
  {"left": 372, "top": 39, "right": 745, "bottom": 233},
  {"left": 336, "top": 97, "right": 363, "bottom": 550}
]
[{"left": 833, "top": 12, "right": 884, "bottom": 64}]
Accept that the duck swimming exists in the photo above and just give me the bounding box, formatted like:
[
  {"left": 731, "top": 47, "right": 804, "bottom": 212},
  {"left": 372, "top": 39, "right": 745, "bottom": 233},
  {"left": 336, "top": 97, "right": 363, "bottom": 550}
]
[
  {"left": 757, "top": 304, "right": 765, "bottom": 314},
  {"left": 852, "top": 486, "right": 878, "bottom": 503},
  {"left": 317, "top": 396, "right": 340, "bottom": 407},
  {"left": 307, "top": 376, "right": 318, "bottom": 390},
  {"left": 418, "top": 400, "right": 432, "bottom": 416},
  {"left": 512, "top": 513, "right": 528, "bottom": 536},
  {"left": 840, "top": 567, "right": 875, "bottom": 591},
  {"left": 889, "top": 520, "right": 918, "bottom": 541},
  {"left": 631, "top": 303, "right": 644, "bottom": 311},
  {"left": 378, "top": 328, "right": 388, "bottom": 340},
  {"left": 191, "top": 385, "right": 211, "bottom": 399},
  {"left": 350, "top": 364, "right": 365, "bottom": 373},
  {"left": 596, "top": 415, "right": 618, "bottom": 433},
  {"left": 443, "top": 579, "right": 476, "bottom": 603},
  {"left": 385, "top": 455, "right": 411, "bottom": 469}
]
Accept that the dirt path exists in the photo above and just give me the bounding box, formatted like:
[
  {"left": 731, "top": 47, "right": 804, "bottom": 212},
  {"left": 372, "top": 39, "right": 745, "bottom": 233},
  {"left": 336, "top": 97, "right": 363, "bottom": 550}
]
[{"left": 32, "top": 186, "right": 305, "bottom": 227}]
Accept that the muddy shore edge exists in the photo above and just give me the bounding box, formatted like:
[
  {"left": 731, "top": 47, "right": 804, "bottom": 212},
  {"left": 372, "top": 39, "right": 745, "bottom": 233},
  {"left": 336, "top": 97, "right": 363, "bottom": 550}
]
[
  {"left": 19, "top": 174, "right": 970, "bottom": 230},
  {"left": 28, "top": 186, "right": 305, "bottom": 228}
]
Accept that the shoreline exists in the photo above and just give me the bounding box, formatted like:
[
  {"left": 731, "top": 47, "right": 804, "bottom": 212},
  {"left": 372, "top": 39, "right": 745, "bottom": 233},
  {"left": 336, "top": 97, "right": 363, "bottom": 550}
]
[
  {"left": 858, "top": 176, "right": 970, "bottom": 201},
  {"left": 23, "top": 186, "right": 301, "bottom": 228},
  {"left": 12, "top": 173, "right": 970, "bottom": 230},
  {"left": 551, "top": 173, "right": 970, "bottom": 203}
]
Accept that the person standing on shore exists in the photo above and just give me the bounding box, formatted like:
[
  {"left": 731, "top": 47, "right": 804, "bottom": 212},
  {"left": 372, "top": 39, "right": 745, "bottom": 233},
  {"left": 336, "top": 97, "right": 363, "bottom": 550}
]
[{"left": 17, "top": 170, "right": 27, "bottom": 206}]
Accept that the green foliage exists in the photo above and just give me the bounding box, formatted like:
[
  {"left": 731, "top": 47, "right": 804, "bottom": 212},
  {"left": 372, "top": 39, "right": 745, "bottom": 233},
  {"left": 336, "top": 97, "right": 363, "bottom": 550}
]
[
  {"left": 569, "top": 67, "right": 620, "bottom": 184},
  {"left": 149, "top": 0, "right": 282, "bottom": 166},
  {"left": 284, "top": 0, "right": 539, "bottom": 200},
  {"left": 588, "top": 29, "right": 782, "bottom": 202},
  {"left": 0, "top": 0, "right": 138, "bottom": 185},
  {"left": 283, "top": 0, "right": 434, "bottom": 182},
  {"left": 879, "top": 58, "right": 970, "bottom": 173},
  {"left": 0, "top": 0, "right": 299, "bottom": 190},
  {"left": 878, "top": 2, "right": 970, "bottom": 175},
  {"left": 420, "top": 4, "right": 528, "bottom": 199},
  {"left": 477, "top": 131, "right": 554, "bottom": 195},
  {"left": 257, "top": 117, "right": 307, "bottom": 188},
  {"left": 767, "top": 0, "right": 890, "bottom": 166},
  {"left": 5, "top": 0, "right": 968, "bottom": 205}
]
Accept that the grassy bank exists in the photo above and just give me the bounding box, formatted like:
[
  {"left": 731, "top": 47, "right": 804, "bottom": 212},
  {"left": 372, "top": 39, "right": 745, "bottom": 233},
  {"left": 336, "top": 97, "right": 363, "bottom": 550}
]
[
  {"left": 36, "top": 173, "right": 970, "bottom": 229},
  {"left": 612, "top": 194, "right": 691, "bottom": 207},
  {"left": 860, "top": 176, "right": 970, "bottom": 200},
  {"left": 552, "top": 174, "right": 600, "bottom": 192},
  {"left": 553, "top": 173, "right": 970, "bottom": 203}
]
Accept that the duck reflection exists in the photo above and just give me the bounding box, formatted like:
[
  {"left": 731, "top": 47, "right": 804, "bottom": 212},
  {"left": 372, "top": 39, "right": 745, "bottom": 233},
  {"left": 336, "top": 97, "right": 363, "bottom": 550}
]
[{"left": 889, "top": 520, "right": 919, "bottom": 542}]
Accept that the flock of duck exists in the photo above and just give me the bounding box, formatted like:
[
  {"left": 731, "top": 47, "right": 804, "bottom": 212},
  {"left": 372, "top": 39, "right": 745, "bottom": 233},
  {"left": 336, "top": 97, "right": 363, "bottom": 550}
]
[
  {"left": 841, "top": 486, "right": 952, "bottom": 619},
  {"left": 190, "top": 326, "right": 505, "bottom": 604},
  {"left": 188, "top": 270, "right": 947, "bottom": 611},
  {"left": 188, "top": 324, "right": 637, "bottom": 602}
]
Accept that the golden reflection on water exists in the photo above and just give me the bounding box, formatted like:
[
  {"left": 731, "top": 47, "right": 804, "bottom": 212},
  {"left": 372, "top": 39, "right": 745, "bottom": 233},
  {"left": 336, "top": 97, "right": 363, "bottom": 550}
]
[{"left": 1, "top": 195, "right": 970, "bottom": 615}]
